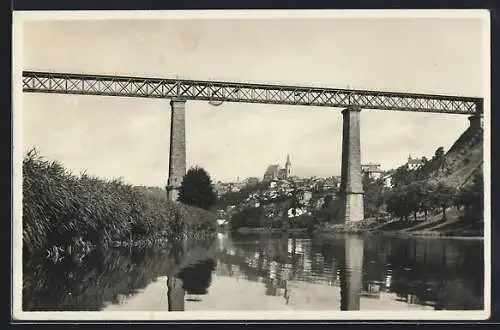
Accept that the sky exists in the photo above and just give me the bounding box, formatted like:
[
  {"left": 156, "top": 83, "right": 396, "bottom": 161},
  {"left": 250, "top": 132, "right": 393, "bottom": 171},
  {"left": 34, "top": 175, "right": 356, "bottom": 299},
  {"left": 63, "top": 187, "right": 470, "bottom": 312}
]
[{"left": 18, "top": 13, "right": 487, "bottom": 186}]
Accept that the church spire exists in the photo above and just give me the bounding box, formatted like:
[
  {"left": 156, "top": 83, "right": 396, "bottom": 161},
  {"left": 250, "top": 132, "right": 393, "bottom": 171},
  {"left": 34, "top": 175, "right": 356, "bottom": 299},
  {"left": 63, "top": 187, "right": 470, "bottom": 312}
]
[{"left": 285, "top": 154, "right": 291, "bottom": 179}]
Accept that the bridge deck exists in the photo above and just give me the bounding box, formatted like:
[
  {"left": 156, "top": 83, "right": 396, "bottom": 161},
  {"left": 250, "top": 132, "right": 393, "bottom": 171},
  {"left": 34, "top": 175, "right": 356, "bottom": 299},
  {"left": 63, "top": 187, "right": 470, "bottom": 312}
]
[{"left": 22, "top": 71, "right": 482, "bottom": 115}]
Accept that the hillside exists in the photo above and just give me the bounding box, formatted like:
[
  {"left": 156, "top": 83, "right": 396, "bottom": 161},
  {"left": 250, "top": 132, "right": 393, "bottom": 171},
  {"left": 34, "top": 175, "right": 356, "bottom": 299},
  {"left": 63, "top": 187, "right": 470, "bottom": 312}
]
[{"left": 430, "top": 119, "right": 483, "bottom": 189}]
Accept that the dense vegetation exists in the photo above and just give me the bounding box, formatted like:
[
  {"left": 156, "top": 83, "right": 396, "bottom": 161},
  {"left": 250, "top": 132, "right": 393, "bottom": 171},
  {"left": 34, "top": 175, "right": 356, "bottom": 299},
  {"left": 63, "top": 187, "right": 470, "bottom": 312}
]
[
  {"left": 22, "top": 149, "right": 216, "bottom": 260},
  {"left": 230, "top": 205, "right": 314, "bottom": 231}
]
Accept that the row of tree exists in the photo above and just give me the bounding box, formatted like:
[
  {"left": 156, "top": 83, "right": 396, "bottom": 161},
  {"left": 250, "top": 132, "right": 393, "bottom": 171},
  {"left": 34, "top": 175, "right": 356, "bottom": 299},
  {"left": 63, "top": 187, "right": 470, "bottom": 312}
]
[
  {"left": 385, "top": 181, "right": 456, "bottom": 221},
  {"left": 363, "top": 172, "right": 483, "bottom": 223}
]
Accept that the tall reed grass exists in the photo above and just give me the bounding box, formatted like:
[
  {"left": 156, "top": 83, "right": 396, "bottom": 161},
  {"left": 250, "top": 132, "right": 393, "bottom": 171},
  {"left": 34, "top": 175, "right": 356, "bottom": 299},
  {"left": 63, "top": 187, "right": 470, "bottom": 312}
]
[{"left": 22, "top": 149, "right": 216, "bottom": 259}]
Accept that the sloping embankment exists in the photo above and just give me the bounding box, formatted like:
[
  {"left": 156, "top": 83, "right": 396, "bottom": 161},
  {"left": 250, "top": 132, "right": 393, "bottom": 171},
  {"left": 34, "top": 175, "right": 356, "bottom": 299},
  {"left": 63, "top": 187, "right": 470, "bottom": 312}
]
[
  {"left": 315, "top": 213, "right": 483, "bottom": 238},
  {"left": 431, "top": 124, "right": 483, "bottom": 189}
]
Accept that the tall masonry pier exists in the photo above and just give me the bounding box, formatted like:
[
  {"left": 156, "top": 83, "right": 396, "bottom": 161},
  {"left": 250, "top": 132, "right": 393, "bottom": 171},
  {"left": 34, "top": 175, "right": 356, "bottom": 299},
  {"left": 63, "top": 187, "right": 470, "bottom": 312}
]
[
  {"left": 166, "top": 99, "right": 187, "bottom": 202},
  {"left": 339, "top": 106, "right": 364, "bottom": 222}
]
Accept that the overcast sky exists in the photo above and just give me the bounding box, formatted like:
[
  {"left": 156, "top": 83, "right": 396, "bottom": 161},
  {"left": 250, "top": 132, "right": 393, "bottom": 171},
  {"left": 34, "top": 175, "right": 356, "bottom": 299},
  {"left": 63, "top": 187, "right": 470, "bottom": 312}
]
[{"left": 19, "top": 13, "right": 486, "bottom": 186}]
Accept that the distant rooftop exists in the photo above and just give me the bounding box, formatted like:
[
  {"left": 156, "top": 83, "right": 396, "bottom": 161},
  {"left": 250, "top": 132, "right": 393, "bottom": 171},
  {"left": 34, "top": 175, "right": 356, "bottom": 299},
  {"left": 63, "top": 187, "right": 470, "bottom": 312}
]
[{"left": 362, "top": 163, "right": 383, "bottom": 172}]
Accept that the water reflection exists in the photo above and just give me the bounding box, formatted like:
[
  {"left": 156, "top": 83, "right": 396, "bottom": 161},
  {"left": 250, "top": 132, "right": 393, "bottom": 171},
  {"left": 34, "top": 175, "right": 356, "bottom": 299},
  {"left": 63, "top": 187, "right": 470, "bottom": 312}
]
[
  {"left": 23, "top": 238, "right": 217, "bottom": 311},
  {"left": 166, "top": 276, "right": 184, "bottom": 311},
  {"left": 23, "top": 232, "right": 483, "bottom": 311},
  {"left": 340, "top": 235, "right": 364, "bottom": 311},
  {"left": 167, "top": 259, "right": 216, "bottom": 311},
  {"left": 210, "top": 232, "right": 483, "bottom": 311}
]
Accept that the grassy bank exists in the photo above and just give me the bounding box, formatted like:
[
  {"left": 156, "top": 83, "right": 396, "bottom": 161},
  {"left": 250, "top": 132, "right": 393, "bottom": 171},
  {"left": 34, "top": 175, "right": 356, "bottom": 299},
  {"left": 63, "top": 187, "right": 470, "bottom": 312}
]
[
  {"left": 235, "top": 227, "right": 309, "bottom": 234},
  {"left": 22, "top": 149, "right": 216, "bottom": 260},
  {"left": 315, "top": 211, "right": 484, "bottom": 239}
]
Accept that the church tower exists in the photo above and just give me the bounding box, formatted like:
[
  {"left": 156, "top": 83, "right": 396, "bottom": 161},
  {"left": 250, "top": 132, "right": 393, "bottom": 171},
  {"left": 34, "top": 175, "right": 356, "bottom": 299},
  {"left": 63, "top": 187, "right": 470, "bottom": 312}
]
[{"left": 285, "top": 154, "right": 291, "bottom": 178}]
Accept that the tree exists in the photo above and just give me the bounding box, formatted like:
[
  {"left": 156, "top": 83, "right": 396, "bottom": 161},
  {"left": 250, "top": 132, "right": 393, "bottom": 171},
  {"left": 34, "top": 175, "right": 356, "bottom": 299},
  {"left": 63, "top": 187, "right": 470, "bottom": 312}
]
[
  {"left": 391, "top": 165, "right": 417, "bottom": 188},
  {"left": 431, "top": 183, "right": 457, "bottom": 219},
  {"left": 406, "top": 182, "right": 423, "bottom": 221},
  {"left": 363, "top": 175, "right": 385, "bottom": 219},
  {"left": 434, "top": 147, "right": 445, "bottom": 160},
  {"left": 178, "top": 166, "right": 217, "bottom": 210},
  {"left": 413, "top": 147, "right": 445, "bottom": 180},
  {"left": 470, "top": 173, "right": 484, "bottom": 213},
  {"left": 419, "top": 182, "right": 436, "bottom": 221},
  {"left": 385, "top": 186, "right": 411, "bottom": 221},
  {"left": 230, "top": 206, "right": 264, "bottom": 230},
  {"left": 456, "top": 173, "right": 484, "bottom": 215}
]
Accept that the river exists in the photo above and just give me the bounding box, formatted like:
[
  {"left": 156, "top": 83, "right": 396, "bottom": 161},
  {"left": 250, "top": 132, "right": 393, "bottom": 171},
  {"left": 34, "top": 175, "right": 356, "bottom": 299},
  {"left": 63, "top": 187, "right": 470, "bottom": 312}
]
[{"left": 22, "top": 232, "right": 484, "bottom": 312}]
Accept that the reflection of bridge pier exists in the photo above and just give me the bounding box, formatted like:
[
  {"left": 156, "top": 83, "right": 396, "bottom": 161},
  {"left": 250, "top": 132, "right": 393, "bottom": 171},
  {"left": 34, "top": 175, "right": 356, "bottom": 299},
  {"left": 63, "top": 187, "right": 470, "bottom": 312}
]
[
  {"left": 167, "top": 256, "right": 217, "bottom": 311},
  {"left": 341, "top": 235, "right": 364, "bottom": 311},
  {"left": 167, "top": 276, "right": 185, "bottom": 311}
]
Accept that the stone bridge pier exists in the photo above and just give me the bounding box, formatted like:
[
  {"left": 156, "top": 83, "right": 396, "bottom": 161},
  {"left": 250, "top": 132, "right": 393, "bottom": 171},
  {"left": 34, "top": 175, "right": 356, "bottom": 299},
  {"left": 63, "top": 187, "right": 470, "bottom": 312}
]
[
  {"left": 166, "top": 99, "right": 187, "bottom": 202},
  {"left": 339, "top": 106, "right": 364, "bottom": 223},
  {"left": 468, "top": 114, "right": 483, "bottom": 130}
]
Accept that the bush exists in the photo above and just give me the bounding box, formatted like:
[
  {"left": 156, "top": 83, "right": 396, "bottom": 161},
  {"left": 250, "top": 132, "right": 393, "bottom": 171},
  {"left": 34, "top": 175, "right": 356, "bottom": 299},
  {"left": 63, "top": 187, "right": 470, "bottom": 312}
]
[{"left": 230, "top": 207, "right": 265, "bottom": 230}]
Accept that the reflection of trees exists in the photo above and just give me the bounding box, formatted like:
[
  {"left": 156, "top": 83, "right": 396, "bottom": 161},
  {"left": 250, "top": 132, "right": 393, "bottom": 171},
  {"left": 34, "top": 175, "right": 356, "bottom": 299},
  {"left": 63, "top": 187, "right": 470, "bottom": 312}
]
[
  {"left": 384, "top": 237, "right": 483, "bottom": 310},
  {"left": 23, "top": 239, "right": 216, "bottom": 311},
  {"left": 215, "top": 234, "right": 343, "bottom": 301},
  {"left": 178, "top": 259, "right": 216, "bottom": 295}
]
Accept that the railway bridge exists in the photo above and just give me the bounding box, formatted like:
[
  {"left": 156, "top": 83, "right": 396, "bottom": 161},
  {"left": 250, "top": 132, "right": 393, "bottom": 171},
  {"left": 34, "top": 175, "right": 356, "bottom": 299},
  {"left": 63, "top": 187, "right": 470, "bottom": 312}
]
[{"left": 22, "top": 70, "right": 483, "bottom": 222}]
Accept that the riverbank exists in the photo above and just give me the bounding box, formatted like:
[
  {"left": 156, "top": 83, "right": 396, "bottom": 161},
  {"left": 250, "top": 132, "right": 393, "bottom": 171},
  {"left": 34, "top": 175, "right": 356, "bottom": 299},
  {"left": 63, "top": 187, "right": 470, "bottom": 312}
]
[
  {"left": 23, "top": 150, "right": 217, "bottom": 261},
  {"left": 314, "top": 213, "right": 484, "bottom": 239},
  {"left": 234, "top": 227, "right": 309, "bottom": 235},
  {"left": 231, "top": 219, "right": 484, "bottom": 239}
]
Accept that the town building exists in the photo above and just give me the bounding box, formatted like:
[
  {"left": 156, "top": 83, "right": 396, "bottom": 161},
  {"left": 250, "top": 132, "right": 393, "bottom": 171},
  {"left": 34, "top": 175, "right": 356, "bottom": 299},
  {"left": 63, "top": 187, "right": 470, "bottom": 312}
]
[
  {"left": 407, "top": 154, "right": 424, "bottom": 170},
  {"left": 361, "top": 162, "right": 384, "bottom": 180},
  {"left": 381, "top": 174, "right": 393, "bottom": 188},
  {"left": 299, "top": 190, "right": 313, "bottom": 204},
  {"left": 263, "top": 154, "right": 292, "bottom": 182}
]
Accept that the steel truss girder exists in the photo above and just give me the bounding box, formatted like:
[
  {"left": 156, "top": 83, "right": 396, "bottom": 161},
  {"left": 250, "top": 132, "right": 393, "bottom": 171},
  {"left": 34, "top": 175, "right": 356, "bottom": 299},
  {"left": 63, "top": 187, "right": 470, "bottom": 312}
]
[{"left": 22, "top": 71, "right": 482, "bottom": 115}]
